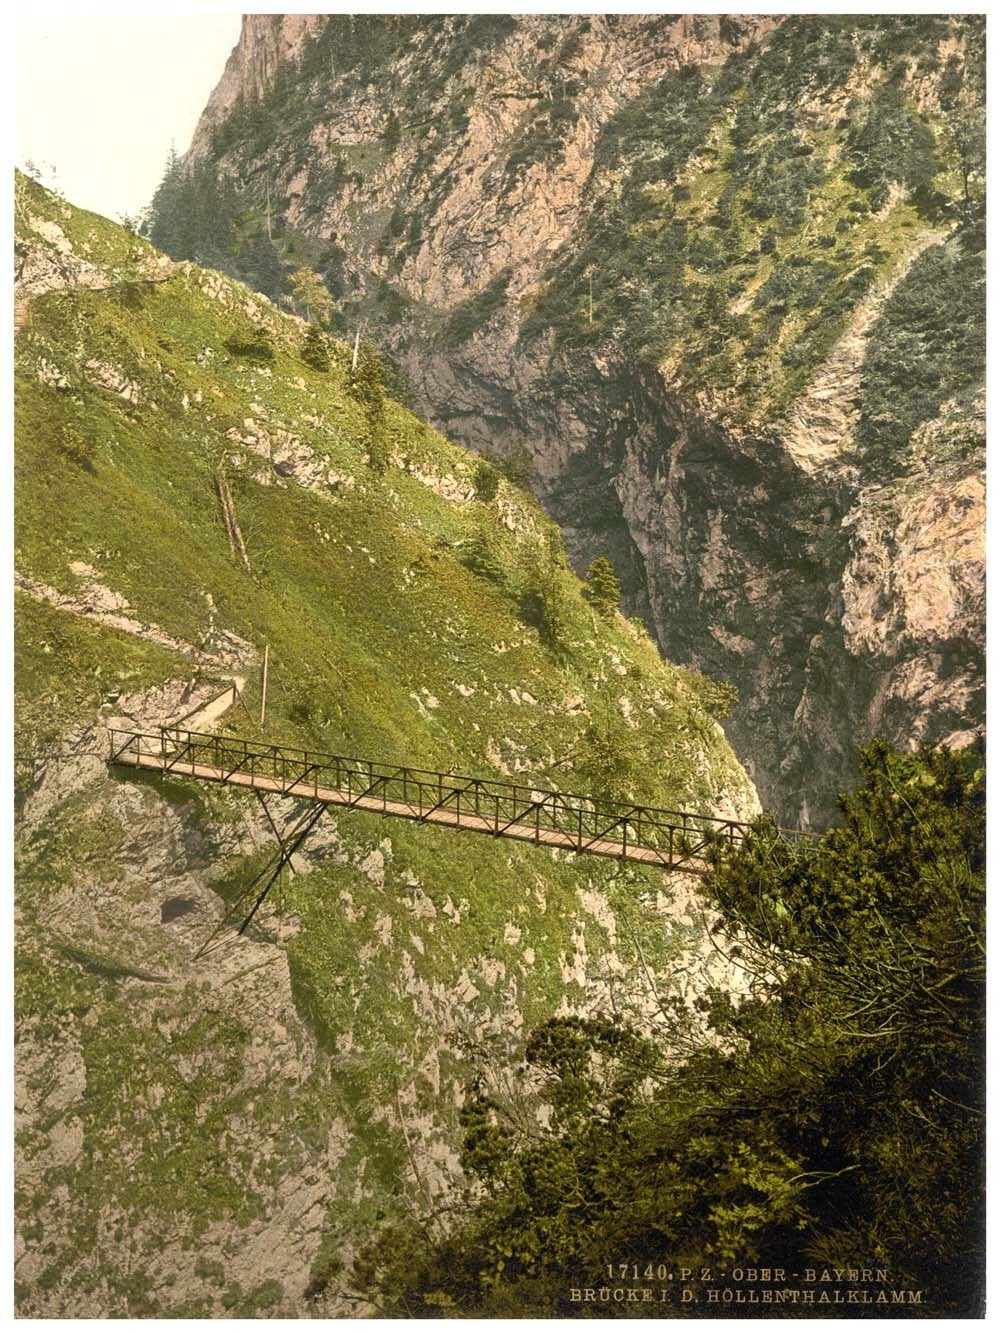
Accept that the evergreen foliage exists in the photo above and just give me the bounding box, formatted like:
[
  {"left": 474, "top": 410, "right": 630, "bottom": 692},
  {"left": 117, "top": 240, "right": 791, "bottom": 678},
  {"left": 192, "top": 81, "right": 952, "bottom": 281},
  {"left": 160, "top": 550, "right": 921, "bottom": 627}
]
[
  {"left": 582, "top": 556, "right": 621, "bottom": 619},
  {"left": 146, "top": 149, "right": 242, "bottom": 272},
  {"left": 349, "top": 342, "right": 389, "bottom": 472},
  {"left": 518, "top": 547, "right": 572, "bottom": 659},
  {"left": 473, "top": 458, "right": 501, "bottom": 502},
  {"left": 238, "top": 227, "right": 287, "bottom": 299},
  {"left": 145, "top": 150, "right": 287, "bottom": 304},
  {"left": 300, "top": 324, "right": 331, "bottom": 372},
  {"left": 845, "top": 85, "right": 940, "bottom": 211},
  {"left": 949, "top": 106, "right": 986, "bottom": 206},
  {"left": 677, "top": 667, "right": 739, "bottom": 721},
  {"left": 857, "top": 224, "right": 985, "bottom": 468},
  {"left": 354, "top": 741, "right": 985, "bottom": 1318},
  {"left": 290, "top": 267, "right": 334, "bottom": 325}
]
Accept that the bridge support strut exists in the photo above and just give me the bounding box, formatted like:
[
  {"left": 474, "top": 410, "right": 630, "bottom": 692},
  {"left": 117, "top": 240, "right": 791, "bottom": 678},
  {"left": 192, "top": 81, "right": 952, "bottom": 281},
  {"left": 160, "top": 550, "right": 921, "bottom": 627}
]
[{"left": 193, "top": 792, "right": 326, "bottom": 960}]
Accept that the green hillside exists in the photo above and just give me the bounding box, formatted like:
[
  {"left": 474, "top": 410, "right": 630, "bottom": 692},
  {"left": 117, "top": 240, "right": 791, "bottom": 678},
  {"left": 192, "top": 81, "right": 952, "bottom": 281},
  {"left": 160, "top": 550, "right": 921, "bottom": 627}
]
[{"left": 14, "top": 174, "right": 755, "bottom": 1316}]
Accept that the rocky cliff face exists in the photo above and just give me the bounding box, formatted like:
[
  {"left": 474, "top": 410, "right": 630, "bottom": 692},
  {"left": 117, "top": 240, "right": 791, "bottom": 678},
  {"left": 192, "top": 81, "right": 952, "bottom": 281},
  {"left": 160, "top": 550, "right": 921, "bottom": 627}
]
[
  {"left": 175, "top": 13, "right": 985, "bottom": 825},
  {"left": 191, "top": 14, "right": 325, "bottom": 151}
]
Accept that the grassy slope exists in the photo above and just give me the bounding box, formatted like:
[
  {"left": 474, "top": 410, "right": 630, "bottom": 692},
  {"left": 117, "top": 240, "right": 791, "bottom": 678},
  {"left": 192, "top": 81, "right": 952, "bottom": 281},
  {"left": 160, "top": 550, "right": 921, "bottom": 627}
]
[
  {"left": 15, "top": 180, "right": 746, "bottom": 807},
  {"left": 14, "top": 176, "right": 753, "bottom": 1314}
]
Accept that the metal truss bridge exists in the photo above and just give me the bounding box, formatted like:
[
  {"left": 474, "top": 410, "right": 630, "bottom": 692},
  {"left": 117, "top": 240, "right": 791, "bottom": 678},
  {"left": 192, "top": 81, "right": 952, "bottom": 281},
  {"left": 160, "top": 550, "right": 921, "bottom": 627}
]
[{"left": 109, "top": 726, "right": 804, "bottom": 952}]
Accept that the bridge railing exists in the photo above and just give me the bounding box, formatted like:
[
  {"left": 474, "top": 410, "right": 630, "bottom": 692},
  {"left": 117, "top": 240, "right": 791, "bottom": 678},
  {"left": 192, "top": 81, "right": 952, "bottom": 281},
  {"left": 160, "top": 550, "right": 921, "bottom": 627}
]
[{"left": 108, "top": 726, "right": 813, "bottom": 869}]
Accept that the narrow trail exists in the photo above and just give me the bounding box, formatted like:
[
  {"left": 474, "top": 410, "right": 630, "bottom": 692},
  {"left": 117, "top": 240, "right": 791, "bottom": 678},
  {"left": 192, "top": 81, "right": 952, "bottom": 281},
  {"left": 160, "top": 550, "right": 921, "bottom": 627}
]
[
  {"left": 14, "top": 569, "right": 254, "bottom": 671},
  {"left": 172, "top": 678, "right": 250, "bottom": 731}
]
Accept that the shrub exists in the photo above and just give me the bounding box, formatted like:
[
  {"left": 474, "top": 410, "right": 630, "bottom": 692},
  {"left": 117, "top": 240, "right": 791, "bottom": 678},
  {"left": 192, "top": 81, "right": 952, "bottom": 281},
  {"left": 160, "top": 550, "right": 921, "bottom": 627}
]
[
  {"left": 519, "top": 558, "right": 571, "bottom": 658},
  {"left": 223, "top": 332, "right": 274, "bottom": 362},
  {"left": 473, "top": 459, "right": 501, "bottom": 502},
  {"left": 678, "top": 667, "right": 738, "bottom": 720}
]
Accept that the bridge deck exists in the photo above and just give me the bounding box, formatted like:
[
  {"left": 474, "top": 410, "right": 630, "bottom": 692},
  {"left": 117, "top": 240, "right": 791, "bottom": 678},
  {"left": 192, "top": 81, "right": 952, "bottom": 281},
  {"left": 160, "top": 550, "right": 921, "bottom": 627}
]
[
  {"left": 108, "top": 726, "right": 810, "bottom": 877},
  {"left": 122, "top": 750, "right": 707, "bottom": 871},
  {"left": 108, "top": 728, "right": 816, "bottom": 950}
]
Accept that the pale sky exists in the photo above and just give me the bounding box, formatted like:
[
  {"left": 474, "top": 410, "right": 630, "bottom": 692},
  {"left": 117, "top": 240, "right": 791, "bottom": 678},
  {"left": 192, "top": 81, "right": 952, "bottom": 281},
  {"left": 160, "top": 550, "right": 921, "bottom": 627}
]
[{"left": 16, "top": 9, "right": 241, "bottom": 222}]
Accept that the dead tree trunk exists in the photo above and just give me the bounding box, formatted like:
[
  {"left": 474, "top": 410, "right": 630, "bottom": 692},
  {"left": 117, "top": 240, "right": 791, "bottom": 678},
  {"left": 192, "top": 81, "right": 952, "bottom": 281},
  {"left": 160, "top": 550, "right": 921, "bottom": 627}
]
[{"left": 215, "top": 472, "right": 251, "bottom": 573}]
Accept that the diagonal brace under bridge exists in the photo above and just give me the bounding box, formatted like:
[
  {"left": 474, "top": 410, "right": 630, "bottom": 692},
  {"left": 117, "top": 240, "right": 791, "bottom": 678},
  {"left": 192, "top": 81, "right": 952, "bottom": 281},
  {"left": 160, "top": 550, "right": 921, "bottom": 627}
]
[{"left": 192, "top": 792, "right": 327, "bottom": 959}]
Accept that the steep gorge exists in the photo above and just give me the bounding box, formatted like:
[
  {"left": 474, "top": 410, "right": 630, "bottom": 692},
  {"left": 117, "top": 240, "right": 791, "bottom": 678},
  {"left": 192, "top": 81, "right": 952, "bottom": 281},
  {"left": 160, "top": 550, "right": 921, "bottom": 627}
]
[{"left": 168, "top": 13, "right": 986, "bottom": 825}]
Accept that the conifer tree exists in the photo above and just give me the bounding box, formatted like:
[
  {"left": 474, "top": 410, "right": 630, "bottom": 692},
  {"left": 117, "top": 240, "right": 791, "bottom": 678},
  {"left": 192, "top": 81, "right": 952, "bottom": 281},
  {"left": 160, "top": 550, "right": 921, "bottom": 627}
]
[
  {"left": 300, "top": 324, "right": 330, "bottom": 372},
  {"left": 241, "top": 228, "right": 286, "bottom": 301},
  {"left": 290, "top": 267, "right": 334, "bottom": 325},
  {"left": 582, "top": 556, "right": 621, "bottom": 619},
  {"left": 350, "top": 342, "right": 389, "bottom": 472}
]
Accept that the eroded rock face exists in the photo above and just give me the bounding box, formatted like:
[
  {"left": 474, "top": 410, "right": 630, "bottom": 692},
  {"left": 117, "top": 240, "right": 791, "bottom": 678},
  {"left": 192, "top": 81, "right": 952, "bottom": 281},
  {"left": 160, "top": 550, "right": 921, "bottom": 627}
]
[
  {"left": 14, "top": 206, "right": 174, "bottom": 318},
  {"left": 535, "top": 364, "right": 984, "bottom": 827},
  {"left": 182, "top": 14, "right": 984, "bottom": 825},
  {"left": 191, "top": 15, "right": 327, "bottom": 153}
]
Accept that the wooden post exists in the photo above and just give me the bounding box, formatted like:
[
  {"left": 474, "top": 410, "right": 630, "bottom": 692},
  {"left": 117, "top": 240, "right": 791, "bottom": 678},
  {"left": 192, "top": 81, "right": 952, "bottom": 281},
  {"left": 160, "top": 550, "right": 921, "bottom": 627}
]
[
  {"left": 351, "top": 325, "right": 361, "bottom": 372},
  {"left": 260, "top": 644, "right": 269, "bottom": 727}
]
